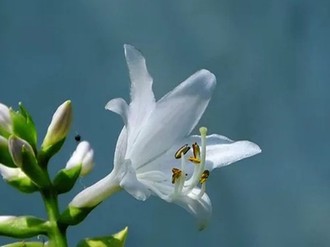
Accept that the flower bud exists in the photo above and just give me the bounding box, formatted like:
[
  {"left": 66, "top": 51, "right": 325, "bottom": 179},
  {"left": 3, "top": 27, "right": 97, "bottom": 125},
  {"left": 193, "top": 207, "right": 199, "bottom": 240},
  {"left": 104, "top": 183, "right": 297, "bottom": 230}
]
[
  {"left": 0, "top": 215, "right": 47, "bottom": 238},
  {"left": 66, "top": 141, "right": 94, "bottom": 176},
  {"left": 8, "top": 135, "right": 49, "bottom": 188},
  {"left": 0, "top": 164, "right": 38, "bottom": 193},
  {"left": 8, "top": 135, "right": 35, "bottom": 168},
  {"left": 0, "top": 102, "right": 13, "bottom": 135},
  {"left": 41, "top": 100, "right": 72, "bottom": 150},
  {"left": 0, "top": 164, "right": 24, "bottom": 180}
]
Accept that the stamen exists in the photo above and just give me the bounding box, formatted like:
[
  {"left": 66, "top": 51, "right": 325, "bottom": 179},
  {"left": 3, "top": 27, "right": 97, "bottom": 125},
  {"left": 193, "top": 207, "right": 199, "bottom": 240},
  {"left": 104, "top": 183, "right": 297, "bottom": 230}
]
[
  {"left": 174, "top": 144, "right": 190, "bottom": 159},
  {"left": 185, "top": 127, "right": 208, "bottom": 190},
  {"left": 199, "top": 170, "right": 210, "bottom": 184},
  {"left": 188, "top": 142, "right": 201, "bottom": 164},
  {"left": 172, "top": 151, "right": 187, "bottom": 196},
  {"left": 196, "top": 183, "right": 206, "bottom": 199},
  {"left": 171, "top": 168, "right": 182, "bottom": 184}
]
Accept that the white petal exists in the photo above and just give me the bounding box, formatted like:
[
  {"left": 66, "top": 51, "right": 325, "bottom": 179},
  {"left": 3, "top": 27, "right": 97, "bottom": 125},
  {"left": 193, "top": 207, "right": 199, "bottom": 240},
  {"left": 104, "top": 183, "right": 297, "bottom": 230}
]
[
  {"left": 81, "top": 149, "right": 94, "bottom": 176},
  {"left": 119, "top": 159, "right": 151, "bottom": 201},
  {"left": 172, "top": 188, "right": 212, "bottom": 230},
  {"left": 113, "top": 127, "right": 128, "bottom": 169},
  {"left": 137, "top": 171, "right": 172, "bottom": 200},
  {"left": 188, "top": 134, "right": 261, "bottom": 169},
  {"left": 129, "top": 69, "right": 216, "bottom": 169},
  {"left": 105, "top": 98, "right": 129, "bottom": 126},
  {"left": 124, "top": 44, "right": 156, "bottom": 149}
]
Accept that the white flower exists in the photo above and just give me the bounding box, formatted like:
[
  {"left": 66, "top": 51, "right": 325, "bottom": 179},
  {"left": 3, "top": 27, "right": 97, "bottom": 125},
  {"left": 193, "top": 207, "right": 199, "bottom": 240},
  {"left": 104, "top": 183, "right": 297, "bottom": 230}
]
[
  {"left": 66, "top": 141, "right": 94, "bottom": 176},
  {"left": 70, "top": 44, "right": 261, "bottom": 229}
]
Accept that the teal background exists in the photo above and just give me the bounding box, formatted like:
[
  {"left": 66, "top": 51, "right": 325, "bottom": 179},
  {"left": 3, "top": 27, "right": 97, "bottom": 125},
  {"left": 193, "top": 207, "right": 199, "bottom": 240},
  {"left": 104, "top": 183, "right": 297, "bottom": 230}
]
[{"left": 0, "top": 0, "right": 329, "bottom": 246}]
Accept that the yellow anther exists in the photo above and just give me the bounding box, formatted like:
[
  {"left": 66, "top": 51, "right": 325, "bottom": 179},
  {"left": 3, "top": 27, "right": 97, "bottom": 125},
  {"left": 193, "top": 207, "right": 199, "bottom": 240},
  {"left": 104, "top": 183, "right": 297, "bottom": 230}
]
[
  {"left": 199, "top": 170, "right": 210, "bottom": 184},
  {"left": 188, "top": 157, "right": 201, "bottom": 164},
  {"left": 188, "top": 142, "right": 201, "bottom": 164},
  {"left": 171, "top": 168, "right": 183, "bottom": 184},
  {"left": 174, "top": 144, "right": 190, "bottom": 159}
]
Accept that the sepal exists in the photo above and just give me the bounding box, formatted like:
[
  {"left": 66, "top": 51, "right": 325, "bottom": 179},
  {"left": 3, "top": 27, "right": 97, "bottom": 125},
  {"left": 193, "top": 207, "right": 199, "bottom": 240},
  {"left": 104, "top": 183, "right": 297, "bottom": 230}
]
[
  {"left": 59, "top": 205, "right": 95, "bottom": 226},
  {"left": 53, "top": 165, "right": 81, "bottom": 194},
  {"left": 77, "top": 227, "right": 128, "bottom": 247},
  {"left": 0, "top": 216, "right": 47, "bottom": 238},
  {"left": 0, "top": 165, "right": 38, "bottom": 193},
  {"left": 10, "top": 103, "right": 37, "bottom": 152},
  {"left": 0, "top": 136, "right": 16, "bottom": 167}
]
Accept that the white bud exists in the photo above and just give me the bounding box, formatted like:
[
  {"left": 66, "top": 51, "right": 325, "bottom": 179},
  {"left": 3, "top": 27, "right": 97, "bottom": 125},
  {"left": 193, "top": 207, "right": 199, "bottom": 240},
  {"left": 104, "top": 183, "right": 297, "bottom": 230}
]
[
  {"left": 66, "top": 141, "right": 94, "bottom": 176},
  {"left": 0, "top": 102, "right": 12, "bottom": 134},
  {"left": 41, "top": 100, "right": 72, "bottom": 149},
  {"left": 0, "top": 164, "right": 26, "bottom": 181}
]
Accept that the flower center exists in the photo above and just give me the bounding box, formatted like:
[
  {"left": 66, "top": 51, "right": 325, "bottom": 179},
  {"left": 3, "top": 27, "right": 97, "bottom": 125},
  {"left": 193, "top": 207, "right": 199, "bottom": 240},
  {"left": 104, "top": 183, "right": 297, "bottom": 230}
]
[{"left": 171, "top": 127, "right": 210, "bottom": 199}]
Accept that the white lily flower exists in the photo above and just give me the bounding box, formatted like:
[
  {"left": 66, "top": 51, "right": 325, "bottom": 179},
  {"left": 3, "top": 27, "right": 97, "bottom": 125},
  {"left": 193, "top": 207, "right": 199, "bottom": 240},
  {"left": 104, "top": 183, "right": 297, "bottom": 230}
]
[
  {"left": 66, "top": 141, "right": 94, "bottom": 176},
  {"left": 70, "top": 44, "right": 261, "bottom": 229}
]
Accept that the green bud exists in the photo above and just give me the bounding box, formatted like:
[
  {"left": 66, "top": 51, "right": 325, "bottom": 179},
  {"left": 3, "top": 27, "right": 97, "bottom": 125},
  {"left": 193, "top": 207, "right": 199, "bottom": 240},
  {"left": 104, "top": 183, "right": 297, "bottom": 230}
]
[
  {"left": 77, "top": 227, "right": 128, "bottom": 247},
  {"left": 0, "top": 216, "right": 47, "bottom": 238},
  {"left": 53, "top": 165, "right": 81, "bottom": 194},
  {"left": 0, "top": 164, "right": 38, "bottom": 193},
  {"left": 8, "top": 135, "right": 50, "bottom": 188},
  {"left": 2, "top": 241, "right": 46, "bottom": 247},
  {"left": 8, "top": 135, "right": 35, "bottom": 168},
  {"left": 0, "top": 136, "right": 16, "bottom": 167},
  {"left": 41, "top": 100, "right": 72, "bottom": 153},
  {"left": 10, "top": 103, "right": 37, "bottom": 152}
]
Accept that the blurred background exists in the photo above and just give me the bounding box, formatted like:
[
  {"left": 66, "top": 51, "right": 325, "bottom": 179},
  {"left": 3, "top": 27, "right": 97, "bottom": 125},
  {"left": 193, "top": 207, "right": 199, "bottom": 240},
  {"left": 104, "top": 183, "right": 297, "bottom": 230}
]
[{"left": 0, "top": 0, "right": 329, "bottom": 246}]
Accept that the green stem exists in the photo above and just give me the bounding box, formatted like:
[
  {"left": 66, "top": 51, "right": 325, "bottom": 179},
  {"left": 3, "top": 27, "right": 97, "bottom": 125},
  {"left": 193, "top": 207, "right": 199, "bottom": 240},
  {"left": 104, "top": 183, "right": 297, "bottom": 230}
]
[{"left": 41, "top": 188, "right": 68, "bottom": 247}]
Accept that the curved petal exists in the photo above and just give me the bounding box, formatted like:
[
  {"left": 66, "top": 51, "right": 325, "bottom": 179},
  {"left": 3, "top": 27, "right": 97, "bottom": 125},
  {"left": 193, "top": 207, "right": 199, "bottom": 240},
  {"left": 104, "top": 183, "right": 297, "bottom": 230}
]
[
  {"left": 124, "top": 44, "right": 156, "bottom": 149},
  {"left": 105, "top": 98, "right": 129, "bottom": 126},
  {"left": 137, "top": 171, "right": 173, "bottom": 200},
  {"left": 188, "top": 134, "right": 262, "bottom": 170},
  {"left": 119, "top": 159, "right": 152, "bottom": 201},
  {"left": 129, "top": 69, "right": 216, "bottom": 169},
  {"left": 172, "top": 188, "right": 212, "bottom": 230}
]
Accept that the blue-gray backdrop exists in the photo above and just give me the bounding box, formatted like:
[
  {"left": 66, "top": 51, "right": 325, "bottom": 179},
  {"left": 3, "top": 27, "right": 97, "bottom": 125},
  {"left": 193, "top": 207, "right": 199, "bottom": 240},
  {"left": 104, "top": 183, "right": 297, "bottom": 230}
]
[{"left": 0, "top": 0, "right": 329, "bottom": 246}]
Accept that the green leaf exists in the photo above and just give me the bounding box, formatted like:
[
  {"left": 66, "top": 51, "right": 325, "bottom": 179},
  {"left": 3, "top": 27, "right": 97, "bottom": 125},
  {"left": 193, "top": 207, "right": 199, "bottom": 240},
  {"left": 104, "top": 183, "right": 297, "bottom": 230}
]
[
  {"left": 53, "top": 165, "right": 81, "bottom": 194},
  {"left": 77, "top": 227, "right": 128, "bottom": 247},
  {"left": 0, "top": 216, "right": 48, "bottom": 238}
]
